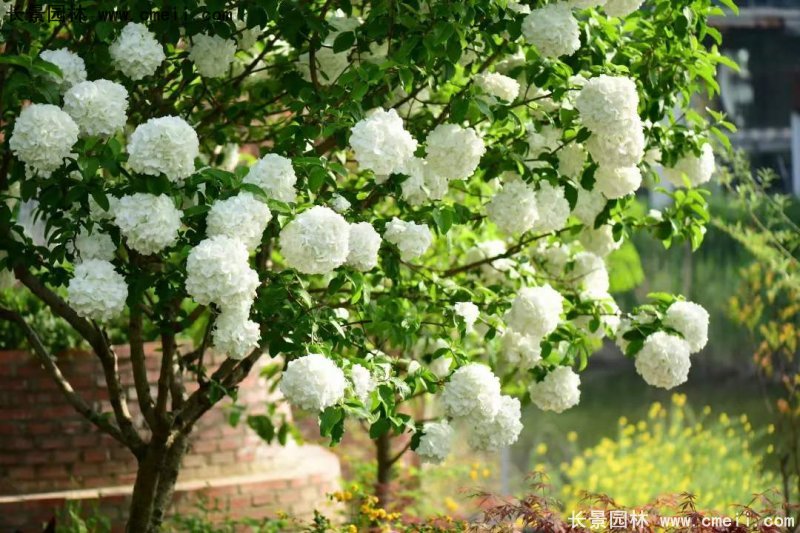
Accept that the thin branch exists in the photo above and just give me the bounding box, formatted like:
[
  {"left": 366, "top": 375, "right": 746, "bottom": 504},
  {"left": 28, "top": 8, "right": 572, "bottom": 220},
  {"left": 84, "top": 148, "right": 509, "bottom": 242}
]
[{"left": 130, "top": 303, "right": 156, "bottom": 429}]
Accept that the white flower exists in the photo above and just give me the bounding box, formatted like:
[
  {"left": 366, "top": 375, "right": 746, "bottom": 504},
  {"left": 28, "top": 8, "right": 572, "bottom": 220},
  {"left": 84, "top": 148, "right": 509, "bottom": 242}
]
[
  {"left": 475, "top": 72, "right": 520, "bottom": 102},
  {"left": 243, "top": 154, "right": 298, "bottom": 203},
  {"left": 279, "top": 354, "right": 346, "bottom": 412},
  {"left": 486, "top": 180, "right": 539, "bottom": 235},
  {"left": 495, "top": 48, "right": 527, "bottom": 73},
  {"left": 506, "top": 1, "right": 532, "bottom": 14},
  {"left": 531, "top": 182, "right": 570, "bottom": 233},
  {"left": 579, "top": 225, "right": 621, "bottom": 257},
  {"left": 505, "top": 285, "right": 564, "bottom": 339},
  {"left": 558, "top": 143, "right": 587, "bottom": 179},
  {"left": 399, "top": 157, "right": 449, "bottom": 205},
  {"left": 279, "top": 206, "right": 350, "bottom": 274},
  {"left": 206, "top": 192, "right": 272, "bottom": 251},
  {"left": 570, "top": 0, "right": 608, "bottom": 8},
  {"left": 89, "top": 196, "right": 119, "bottom": 222},
  {"left": 664, "top": 143, "right": 715, "bottom": 187},
  {"left": 67, "top": 259, "right": 127, "bottom": 322},
  {"left": 0, "top": 1, "right": 12, "bottom": 24},
  {"left": 536, "top": 241, "right": 572, "bottom": 276},
  {"left": 185, "top": 235, "right": 259, "bottom": 312},
  {"left": 346, "top": 222, "right": 381, "bottom": 271},
  {"left": 350, "top": 364, "right": 376, "bottom": 403},
  {"left": 235, "top": 19, "right": 263, "bottom": 50},
  {"left": 10, "top": 104, "right": 78, "bottom": 176},
  {"left": 127, "top": 116, "right": 199, "bottom": 182},
  {"left": 330, "top": 195, "right": 351, "bottom": 213},
  {"left": 114, "top": 193, "right": 182, "bottom": 255},
  {"left": 39, "top": 49, "right": 86, "bottom": 92},
  {"left": 74, "top": 228, "right": 115, "bottom": 262},
  {"left": 441, "top": 363, "right": 502, "bottom": 421},
  {"left": 424, "top": 124, "right": 485, "bottom": 181},
  {"left": 212, "top": 307, "right": 261, "bottom": 360},
  {"left": 521, "top": 4, "right": 581, "bottom": 58},
  {"left": 407, "top": 360, "right": 422, "bottom": 375},
  {"left": 527, "top": 125, "right": 561, "bottom": 160},
  {"left": 570, "top": 251, "right": 610, "bottom": 296},
  {"left": 63, "top": 80, "right": 129, "bottom": 137},
  {"left": 298, "top": 47, "right": 350, "bottom": 85},
  {"left": 635, "top": 331, "right": 692, "bottom": 389},
  {"left": 430, "top": 355, "right": 452, "bottom": 378},
  {"left": 605, "top": 0, "right": 644, "bottom": 17},
  {"left": 586, "top": 118, "right": 645, "bottom": 168},
  {"left": 350, "top": 108, "right": 418, "bottom": 176},
  {"left": 464, "top": 240, "right": 515, "bottom": 284},
  {"left": 416, "top": 420, "right": 454, "bottom": 464},
  {"left": 109, "top": 23, "right": 165, "bottom": 80},
  {"left": 454, "top": 302, "right": 479, "bottom": 331},
  {"left": 189, "top": 33, "right": 237, "bottom": 78},
  {"left": 384, "top": 218, "right": 432, "bottom": 261},
  {"left": 572, "top": 186, "right": 607, "bottom": 225},
  {"left": 594, "top": 165, "right": 642, "bottom": 199},
  {"left": 575, "top": 75, "right": 639, "bottom": 133},
  {"left": 468, "top": 395, "right": 523, "bottom": 451},
  {"left": 501, "top": 329, "right": 542, "bottom": 369},
  {"left": 663, "top": 301, "right": 710, "bottom": 354},
  {"left": 528, "top": 366, "right": 581, "bottom": 413}
]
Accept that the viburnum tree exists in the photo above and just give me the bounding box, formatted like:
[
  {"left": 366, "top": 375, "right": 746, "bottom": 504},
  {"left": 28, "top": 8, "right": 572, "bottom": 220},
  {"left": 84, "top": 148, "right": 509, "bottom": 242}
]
[{"left": 0, "top": 0, "right": 733, "bottom": 530}]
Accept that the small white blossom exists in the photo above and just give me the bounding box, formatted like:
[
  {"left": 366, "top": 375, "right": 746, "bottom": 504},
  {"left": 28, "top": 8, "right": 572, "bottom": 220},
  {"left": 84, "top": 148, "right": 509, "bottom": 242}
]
[
  {"left": 441, "top": 363, "right": 502, "bottom": 421},
  {"left": 464, "top": 240, "right": 515, "bottom": 284},
  {"left": 109, "top": 23, "right": 165, "bottom": 80},
  {"left": 350, "top": 108, "right": 418, "bottom": 176},
  {"left": 468, "top": 395, "right": 523, "bottom": 451},
  {"left": 558, "top": 143, "right": 587, "bottom": 179},
  {"left": 127, "top": 116, "right": 199, "bottom": 183},
  {"left": 185, "top": 236, "right": 259, "bottom": 312},
  {"left": 605, "top": 0, "right": 644, "bottom": 17},
  {"left": 575, "top": 75, "right": 639, "bottom": 133},
  {"left": 346, "top": 222, "right": 381, "bottom": 271},
  {"left": 486, "top": 179, "right": 539, "bottom": 234},
  {"left": 330, "top": 195, "right": 351, "bottom": 213},
  {"left": 521, "top": 4, "right": 581, "bottom": 58},
  {"left": 243, "top": 154, "right": 298, "bottom": 203},
  {"left": 235, "top": 19, "right": 263, "bottom": 50},
  {"left": 531, "top": 182, "right": 570, "bottom": 234},
  {"left": 570, "top": 251, "right": 610, "bottom": 296},
  {"left": 74, "top": 228, "right": 115, "bottom": 262},
  {"left": 63, "top": 80, "right": 129, "bottom": 137},
  {"left": 114, "top": 193, "right": 182, "bottom": 255},
  {"left": 10, "top": 104, "right": 78, "bottom": 176},
  {"left": 416, "top": 420, "right": 454, "bottom": 464},
  {"left": 475, "top": 72, "right": 520, "bottom": 102},
  {"left": 594, "top": 165, "right": 642, "bottom": 199},
  {"left": 189, "top": 33, "right": 237, "bottom": 78},
  {"left": 384, "top": 218, "right": 432, "bottom": 261},
  {"left": 298, "top": 47, "right": 350, "bottom": 85},
  {"left": 579, "top": 225, "right": 621, "bottom": 257},
  {"left": 350, "top": 364, "right": 376, "bottom": 403},
  {"left": 67, "top": 259, "right": 127, "bottom": 322},
  {"left": 570, "top": 0, "right": 608, "bottom": 8},
  {"left": 399, "top": 157, "right": 449, "bottom": 205},
  {"left": 454, "top": 302, "right": 480, "bottom": 331},
  {"left": 39, "top": 48, "right": 86, "bottom": 92},
  {"left": 664, "top": 143, "right": 715, "bottom": 187},
  {"left": 572, "top": 186, "right": 607, "bottom": 226},
  {"left": 529, "top": 366, "right": 581, "bottom": 413},
  {"left": 527, "top": 125, "right": 561, "bottom": 161},
  {"left": 663, "top": 301, "right": 710, "bottom": 354},
  {"left": 635, "top": 331, "right": 692, "bottom": 389},
  {"left": 501, "top": 329, "right": 542, "bottom": 369},
  {"left": 586, "top": 119, "right": 645, "bottom": 168},
  {"left": 279, "top": 206, "right": 350, "bottom": 274},
  {"left": 505, "top": 285, "right": 564, "bottom": 339},
  {"left": 207, "top": 192, "right": 272, "bottom": 251},
  {"left": 424, "top": 124, "right": 485, "bottom": 181},
  {"left": 212, "top": 307, "right": 261, "bottom": 360},
  {"left": 279, "top": 354, "right": 347, "bottom": 412}
]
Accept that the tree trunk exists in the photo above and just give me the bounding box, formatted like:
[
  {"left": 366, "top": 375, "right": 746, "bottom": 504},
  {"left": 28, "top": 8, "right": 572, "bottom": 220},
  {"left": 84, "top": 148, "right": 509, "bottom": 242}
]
[
  {"left": 148, "top": 435, "right": 189, "bottom": 532},
  {"left": 375, "top": 432, "right": 393, "bottom": 509}
]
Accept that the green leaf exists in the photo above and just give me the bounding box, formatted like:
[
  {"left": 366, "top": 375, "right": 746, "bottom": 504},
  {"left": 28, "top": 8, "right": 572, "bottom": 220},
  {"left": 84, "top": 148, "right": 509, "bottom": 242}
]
[
  {"left": 332, "top": 32, "right": 355, "bottom": 53},
  {"left": 247, "top": 415, "right": 275, "bottom": 443}
]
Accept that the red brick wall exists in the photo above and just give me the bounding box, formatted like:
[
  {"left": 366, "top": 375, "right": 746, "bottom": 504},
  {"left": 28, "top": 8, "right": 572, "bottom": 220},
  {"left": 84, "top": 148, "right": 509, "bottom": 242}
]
[{"left": 0, "top": 345, "right": 341, "bottom": 530}]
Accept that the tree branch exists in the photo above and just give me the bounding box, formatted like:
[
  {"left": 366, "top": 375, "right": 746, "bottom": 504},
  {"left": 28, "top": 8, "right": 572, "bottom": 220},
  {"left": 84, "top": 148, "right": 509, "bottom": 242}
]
[{"left": 130, "top": 304, "right": 156, "bottom": 429}]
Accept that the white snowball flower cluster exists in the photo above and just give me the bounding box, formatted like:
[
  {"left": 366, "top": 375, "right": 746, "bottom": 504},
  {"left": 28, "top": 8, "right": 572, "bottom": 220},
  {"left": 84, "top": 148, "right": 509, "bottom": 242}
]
[
  {"left": 39, "top": 48, "right": 86, "bottom": 92},
  {"left": 212, "top": 308, "right": 260, "bottom": 360},
  {"left": 10, "top": 104, "right": 78, "bottom": 176},
  {"left": 527, "top": 125, "right": 561, "bottom": 162},
  {"left": 298, "top": 48, "right": 350, "bottom": 85},
  {"left": 572, "top": 186, "right": 606, "bottom": 225},
  {"left": 206, "top": 192, "right": 272, "bottom": 251},
  {"left": 330, "top": 195, "right": 351, "bottom": 213},
  {"left": 521, "top": 4, "right": 581, "bottom": 58},
  {"left": 486, "top": 180, "right": 539, "bottom": 234},
  {"left": 593, "top": 165, "right": 642, "bottom": 199},
  {"left": 280, "top": 206, "right": 350, "bottom": 274},
  {"left": 528, "top": 366, "right": 581, "bottom": 413},
  {"left": 185, "top": 235, "right": 259, "bottom": 311},
  {"left": 74, "top": 229, "right": 115, "bottom": 262},
  {"left": 67, "top": 259, "right": 128, "bottom": 322},
  {"left": 350, "top": 108, "right": 417, "bottom": 176},
  {"left": 243, "top": 154, "right": 298, "bottom": 203},
  {"left": 441, "top": 363, "right": 502, "bottom": 420},
  {"left": 235, "top": 19, "right": 263, "bottom": 50},
  {"left": 416, "top": 420, "right": 454, "bottom": 464},
  {"left": 635, "top": 331, "right": 692, "bottom": 389},
  {"left": 109, "top": 23, "right": 165, "bottom": 80},
  {"left": 570, "top": 251, "right": 610, "bottom": 296},
  {"left": 63, "top": 80, "right": 129, "bottom": 137},
  {"left": 114, "top": 193, "right": 182, "bottom": 255},
  {"left": 468, "top": 395, "right": 523, "bottom": 452},
  {"left": 127, "top": 116, "right": 199, "bottom": 182},
  {"left": 464, "top": 240, "right": 514, "bottom": 284},
  {"left": 505, "top": 285, "right": 564, "bottom": 339},
  {"left": 501, "top": 329, "right": 542, "bottom": 369},
  {"left": 424, "top": 124, "right": 485, "bottom": 181},
  {"left": 279, "top": 354, "right": 347, "bottom": 412},
  {"left": 189, "top": 33, "right": 237, "bottom": 78},
  {"left": 575, "top": 75, "right": 639, "bottom": 132},
  {"left": 536, "top": 241, "right": 572, "bottom": 276},
  {"left": 558, "top": 143, "right": 588, "bottom": 179},
  {"left": 350, "top": 364, "right": 376, "bottom": 403},
  {"left": 454, "top": 302, "right": 479, "bottom": 331},
  {"left": 346, "top": 222, "right": 381, "bottom": 271},
  {"left": 586, "top": 119, "right": 645, "bottom": 168},
  {"left": 579, "top": 225, "right": 621, "bottom": 257},
  {"left": 664, "top": 144, "right": 716, "bottom": 188},
  {"left": 475, "top": 72, "right": 520, "bottom": 102},
  {"left": 531, "top": 182, "right": 570, "bottom": 233},
  {"left": 399, "top": 157, "right": 449, "bottom": 205},
  {"left": 89, "top": 196, "right": 119, "bottom": 222},
  {"left": 663, "top": 301, "right": 710, "bottom": 353},
  {"left": 384, "top": 218, "right": 432, "bottom": 261},
  {"left": 605, "top": 0, "right": 644, "bottom": 17}
]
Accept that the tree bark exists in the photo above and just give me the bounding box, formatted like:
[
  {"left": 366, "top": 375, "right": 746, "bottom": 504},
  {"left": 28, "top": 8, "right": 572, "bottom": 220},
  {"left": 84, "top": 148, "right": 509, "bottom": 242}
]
[
  {"left": 126, "top": 438, "right": 168, "bottom": 533},
  {"left": 375, "top": 432, "right": 393, "bottom": 509},
  {"left": 147, "top": 434, "right": 189, "bottom": 532}
]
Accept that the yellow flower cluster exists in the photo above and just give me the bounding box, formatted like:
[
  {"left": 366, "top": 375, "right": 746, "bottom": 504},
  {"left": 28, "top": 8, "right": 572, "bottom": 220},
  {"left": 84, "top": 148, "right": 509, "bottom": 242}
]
[{"left": 559, "top": 394, "right": 779, "bottom": 512}]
